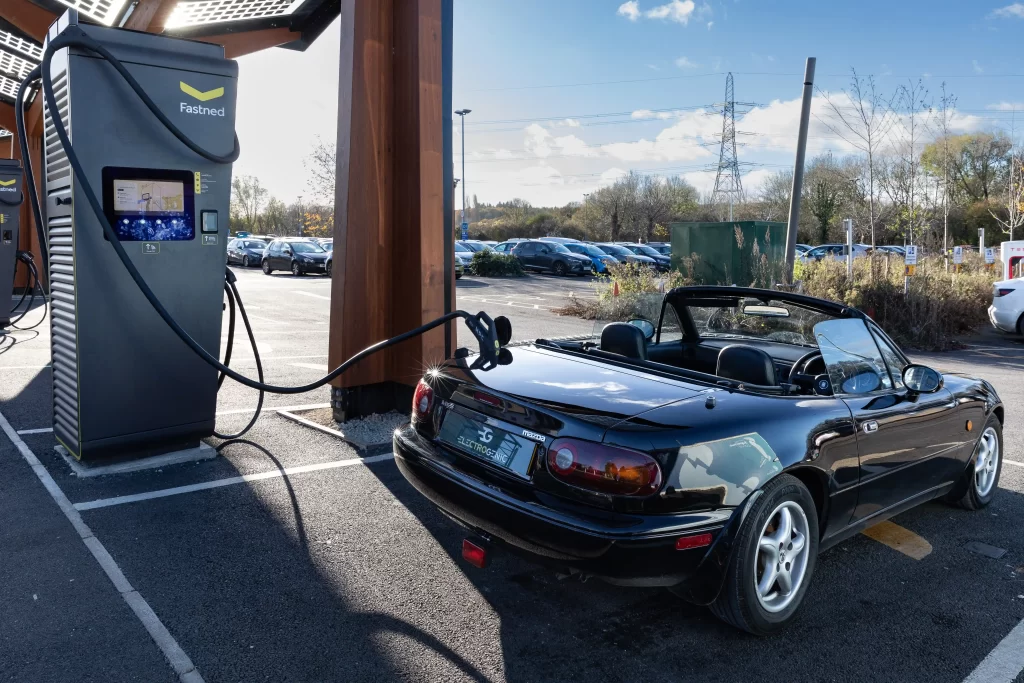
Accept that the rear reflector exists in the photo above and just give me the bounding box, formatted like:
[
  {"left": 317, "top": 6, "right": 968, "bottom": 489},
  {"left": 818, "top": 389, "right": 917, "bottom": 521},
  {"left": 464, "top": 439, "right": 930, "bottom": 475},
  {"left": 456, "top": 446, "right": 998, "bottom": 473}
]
[
  {"left": 675, "top": 533, "right": 713, "bottom": 551},
  {"left": 462, "top": 539, "right": 488, "bottom": 568}
]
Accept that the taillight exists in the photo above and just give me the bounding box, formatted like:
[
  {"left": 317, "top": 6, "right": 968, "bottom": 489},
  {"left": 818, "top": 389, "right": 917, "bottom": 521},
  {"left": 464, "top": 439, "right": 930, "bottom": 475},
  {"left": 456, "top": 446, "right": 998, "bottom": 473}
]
[
  {"left": 412, "top": 379, "right": 434, "bottom": 423},
  {"left": 546, "top": 438, "right": 662, "bottom": 496},
  {"left": 994, "top": 287, "right": 1015, "bottom": 298}
]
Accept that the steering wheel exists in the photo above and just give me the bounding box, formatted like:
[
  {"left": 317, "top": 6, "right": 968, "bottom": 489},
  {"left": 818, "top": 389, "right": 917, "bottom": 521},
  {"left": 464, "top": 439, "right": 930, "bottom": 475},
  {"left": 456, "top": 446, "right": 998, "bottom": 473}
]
[{"left": 790, "top": 350, "right": 823, "bottom": 378}]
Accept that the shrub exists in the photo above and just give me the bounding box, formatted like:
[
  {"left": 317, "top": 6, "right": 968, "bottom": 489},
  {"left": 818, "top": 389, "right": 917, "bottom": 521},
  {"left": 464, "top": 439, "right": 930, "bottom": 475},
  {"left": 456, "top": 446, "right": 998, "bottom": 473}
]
[
  {"left": 800, "top": 253, "right": 996, "bottom": 350},
  {"left": 552, "top": 262, "right": 686, "bottom": 321},
  {"left": 469, "top": 250, "right": 524, "bottom": 277}
]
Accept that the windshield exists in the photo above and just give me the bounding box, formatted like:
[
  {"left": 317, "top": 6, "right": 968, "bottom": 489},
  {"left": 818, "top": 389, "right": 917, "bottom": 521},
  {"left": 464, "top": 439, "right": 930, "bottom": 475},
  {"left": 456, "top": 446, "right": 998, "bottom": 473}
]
[
  {"left": 545, "top": 242, "right": 572, "bottom": 254},
  {"left": 455, "top": 243, "right": 472, "bottom": 253},
  {"left": 633, "top": 245, "right": 661, "bottom": 257},
  {"left": 597, "top": 244, "right": 631, "bottom": 257},
  {"left": 290, "top": 242, "right": 325, "bottom": 254},
  {"left": 574, "top": 244, "right": 606, "bottom": 258},
  {"left": 688, "top": 299, "right": 832, "bottom": 347}
]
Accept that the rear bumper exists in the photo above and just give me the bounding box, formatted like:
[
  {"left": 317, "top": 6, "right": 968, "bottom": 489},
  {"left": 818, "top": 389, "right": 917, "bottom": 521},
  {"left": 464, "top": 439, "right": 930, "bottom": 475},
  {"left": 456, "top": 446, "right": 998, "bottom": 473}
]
[
  {"left": 989, "top": 304, "right": 1019, "bottom": 333},
  {"left": 394, "top": 425, "right": 744, "bottom": 600}
]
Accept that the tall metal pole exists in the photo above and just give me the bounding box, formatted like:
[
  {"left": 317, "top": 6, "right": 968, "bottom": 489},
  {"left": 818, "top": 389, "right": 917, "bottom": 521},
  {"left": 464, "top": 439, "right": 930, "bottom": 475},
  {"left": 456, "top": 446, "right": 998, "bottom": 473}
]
[
  {"left": 784, "top": 57, "right": 816, "bottom": 283},
  {"left": 455, "top": 109, "right": 471, "bottom": 232},
  {"left": 844, "top": 218, "right": 853, "bottom": 279},
  {"left": 583, "top": 192, "right": 590, "bottom": 240}
]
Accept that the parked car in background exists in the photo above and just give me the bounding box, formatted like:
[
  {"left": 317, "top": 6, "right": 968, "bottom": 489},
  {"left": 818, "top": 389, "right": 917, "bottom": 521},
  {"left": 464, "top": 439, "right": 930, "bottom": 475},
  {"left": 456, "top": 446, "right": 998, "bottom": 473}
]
[
  {"left": 795, "top": 244, "right": 812, "bottom": 256},
  {"left": 874, "top": 245, "right": 906, "bottom": 257},
  {"left": 227, "top": 238, "right": 268, "bottom": 268},
  {"left": 801, "top": 244, "right": 871, "bottom": 262},
  {"left": 492, "top": 241, "right": 518, "bottom": 254},
  {"left": 262, "top": 238, "right": 330, "bottom": 276},
  {"left": 458, "top": 240, "right": 493, "bottom": 253},
  {"left": 454, "top": 242, "right": 475, "bottom": 279},
  {"left": 648, "top": 242, "right": 671, "bottom": 256},
  {"left": 513, "top": 240, "right": 591, "bottom": 276},
  {"left": 617, "top": 243, "right": 671, "bottom": 272},
  {"left": 989, "top": 280, "right": 1024, "bottom": 334},
  {"left": 593, "top": 243, "right": 659, "bottom": 268},
  {"left": 561, "top": 241, "right": 618, "bottom": 274},
  {"left": 542, "top": 237, "right": 580, "bottom": 245}
]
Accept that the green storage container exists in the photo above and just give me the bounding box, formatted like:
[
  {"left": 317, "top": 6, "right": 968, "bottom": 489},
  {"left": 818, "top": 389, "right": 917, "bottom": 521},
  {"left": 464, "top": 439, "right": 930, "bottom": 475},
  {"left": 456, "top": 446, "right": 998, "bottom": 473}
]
[{"left": 670, "top": 221, "right": 787, "bottom": 286}]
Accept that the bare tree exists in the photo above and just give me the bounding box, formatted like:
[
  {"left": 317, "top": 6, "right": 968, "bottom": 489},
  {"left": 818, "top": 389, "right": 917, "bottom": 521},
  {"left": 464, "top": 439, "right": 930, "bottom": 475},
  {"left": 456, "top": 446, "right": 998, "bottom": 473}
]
[
  {"left": 758, "top": 169, "right": 793, "bottom": 221},
  {"left": 990, "top": 152, "right": 1024, "bottom": 240},
  {"left": 637, "top": 175, "right": 672, "bottom": 242},
  {"left": 503, "top": 198, "right": 532, "bottom": 228},
  {"left": 820, "top": 69, "right": 899, "bottom": 248},
  {"left": 933, "top": 84, "right": 957, "bottom": 254},
  {"left": 894, "top": 79, "right": 931, "bottom": 245},
  {"left": 304, "top": 136, "right": 337, "bottom": 201},
  {"left": 230, "top": 175, "right": 268, "bottom": 232}
]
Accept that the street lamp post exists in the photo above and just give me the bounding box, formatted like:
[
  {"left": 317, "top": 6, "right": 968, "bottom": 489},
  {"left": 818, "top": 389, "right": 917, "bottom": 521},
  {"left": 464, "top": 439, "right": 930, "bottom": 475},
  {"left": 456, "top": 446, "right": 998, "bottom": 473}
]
[{"left": 455, "top": 109, "right": 472, "bottom": 237}]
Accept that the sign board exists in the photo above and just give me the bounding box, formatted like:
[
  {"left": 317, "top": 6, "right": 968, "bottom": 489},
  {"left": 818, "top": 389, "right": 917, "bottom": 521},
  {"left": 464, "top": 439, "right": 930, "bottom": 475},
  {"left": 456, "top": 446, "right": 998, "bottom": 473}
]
[
  {"left": 904, "top": 245, "right": 917, "bottom": 266},
  {"left": 953, "top": 246, "right": 963, "bottom": 264},
  {"left": 985, "top": 247, "right": 995, "bottom": 264},
  {"left": 461, "top": 222, "right": 469, "bottom": 240}
]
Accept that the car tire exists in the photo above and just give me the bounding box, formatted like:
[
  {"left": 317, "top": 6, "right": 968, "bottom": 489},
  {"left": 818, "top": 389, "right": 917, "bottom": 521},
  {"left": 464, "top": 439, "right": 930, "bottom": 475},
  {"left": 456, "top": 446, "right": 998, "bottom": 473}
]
[
  {"left": 262, "top": 260, "right": 272, "bottom": 275},
  {"left": 1017, "top": 313, "right": 1024, "bottom": 336},
  {"left": 243, "top": 255, "right": 250, "bottom": 268},
  {"left": 292, "top": 262, "right": 302, "bottom": 277},
  {"left": 326, "top": 261, "right": 332, "bottom": 278},
  {"left": 953, "top": 415, "right": 1003, "bottom": 510},
  {"left": 708, "top": 474, "right": 819, "bottom": 636},
  {"left": 552, "top": 261, "right": 567, "bottom": 277}
]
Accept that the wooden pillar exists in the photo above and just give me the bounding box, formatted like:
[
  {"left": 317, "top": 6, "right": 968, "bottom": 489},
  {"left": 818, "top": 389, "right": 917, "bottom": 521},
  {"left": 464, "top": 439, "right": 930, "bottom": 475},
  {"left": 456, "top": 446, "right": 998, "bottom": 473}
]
[{"left": 328, "top": 0, "right": 454, "bottom": 420}]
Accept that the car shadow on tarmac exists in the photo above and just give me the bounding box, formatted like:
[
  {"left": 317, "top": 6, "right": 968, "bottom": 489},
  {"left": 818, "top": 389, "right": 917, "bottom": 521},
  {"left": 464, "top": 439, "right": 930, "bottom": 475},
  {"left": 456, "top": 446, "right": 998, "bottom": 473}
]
[{"left": 365, "top": 451, "right": 1024, "bottom": 683}]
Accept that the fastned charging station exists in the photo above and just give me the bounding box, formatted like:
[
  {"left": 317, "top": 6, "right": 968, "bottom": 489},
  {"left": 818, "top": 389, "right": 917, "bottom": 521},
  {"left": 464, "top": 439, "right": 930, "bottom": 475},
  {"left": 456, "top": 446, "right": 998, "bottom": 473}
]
[
  {"left": 0, "top": 159, "right": 23, "bottom": 330},
  {"left": 43, "top": 11, "right": 237, "bottom": 461}
]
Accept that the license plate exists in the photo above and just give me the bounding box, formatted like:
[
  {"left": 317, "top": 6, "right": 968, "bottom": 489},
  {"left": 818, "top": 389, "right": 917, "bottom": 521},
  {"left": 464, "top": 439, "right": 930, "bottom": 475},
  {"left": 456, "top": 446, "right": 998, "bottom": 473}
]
[{"left": 437, "top": 412, "right": 536, "bottom": 478}]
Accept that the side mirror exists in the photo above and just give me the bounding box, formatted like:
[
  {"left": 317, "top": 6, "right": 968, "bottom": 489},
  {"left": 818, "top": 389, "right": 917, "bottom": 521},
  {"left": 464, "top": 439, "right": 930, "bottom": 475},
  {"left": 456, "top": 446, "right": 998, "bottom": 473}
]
[
  {"left": 628, "top": 319, "right": 656, "bottom": 341},
  {"left": 903, "top": 364, "right": 943, "bottom": 393}
]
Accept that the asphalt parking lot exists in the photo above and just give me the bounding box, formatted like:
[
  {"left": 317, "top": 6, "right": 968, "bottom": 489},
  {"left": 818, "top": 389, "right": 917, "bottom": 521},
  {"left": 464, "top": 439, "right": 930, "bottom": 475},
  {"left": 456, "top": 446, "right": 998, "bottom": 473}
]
[{"left": 2, "top": 267, "right": 1023, "bottom": 683}]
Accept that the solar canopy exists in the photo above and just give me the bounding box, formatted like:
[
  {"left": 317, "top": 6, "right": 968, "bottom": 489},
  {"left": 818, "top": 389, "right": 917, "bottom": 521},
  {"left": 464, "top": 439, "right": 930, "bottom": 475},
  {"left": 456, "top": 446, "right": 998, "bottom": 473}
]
[{"left": 0, "top": 0, "right": 339, "bottom": 134}]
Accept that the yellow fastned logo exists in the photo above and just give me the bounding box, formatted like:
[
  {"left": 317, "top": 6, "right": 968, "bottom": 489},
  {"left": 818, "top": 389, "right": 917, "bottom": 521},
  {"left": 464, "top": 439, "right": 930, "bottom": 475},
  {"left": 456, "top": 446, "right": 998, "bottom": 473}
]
[
  {"left": 180, "top": 81, "right": 226, "bottom": 117},
  {"left": 0, "top": 179, "right": 15, "bottom": 186},
  {"left": 0, "top": 178, "right": 15, "bottom": 193}
]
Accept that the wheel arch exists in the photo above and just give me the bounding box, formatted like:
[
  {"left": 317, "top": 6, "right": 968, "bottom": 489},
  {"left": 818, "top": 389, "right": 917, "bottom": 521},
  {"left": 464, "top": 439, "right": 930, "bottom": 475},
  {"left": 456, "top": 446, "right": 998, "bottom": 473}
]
[{"left": 781, "top": 465, "right": 828, "bottom": 538}]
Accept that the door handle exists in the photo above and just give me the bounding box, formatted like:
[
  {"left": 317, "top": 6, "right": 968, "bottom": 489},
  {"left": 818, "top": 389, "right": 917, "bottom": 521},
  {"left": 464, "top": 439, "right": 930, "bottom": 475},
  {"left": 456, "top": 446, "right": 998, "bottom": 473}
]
[{"left": 862, "top": 420, "right": 878, "bottom": 434}]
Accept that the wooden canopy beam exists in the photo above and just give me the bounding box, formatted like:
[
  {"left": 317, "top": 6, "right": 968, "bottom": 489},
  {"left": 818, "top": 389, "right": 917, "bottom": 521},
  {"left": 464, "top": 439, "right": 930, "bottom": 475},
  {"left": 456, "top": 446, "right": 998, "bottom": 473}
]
[
  {"left": 193, "top": 27, "right": 300, "bottom": 59},
  {"left": 328, "top": 0, "right": 454, "bottom": 420},
  {"left": 123, "top": 0, "right": 177, "bottom": 32},
  {"left": 0, "top": 0, "right": 55, "bottom": 42}
]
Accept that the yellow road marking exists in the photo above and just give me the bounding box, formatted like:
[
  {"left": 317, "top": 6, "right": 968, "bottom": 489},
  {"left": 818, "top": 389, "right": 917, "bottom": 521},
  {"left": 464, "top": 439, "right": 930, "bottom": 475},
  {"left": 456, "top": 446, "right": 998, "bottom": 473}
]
[{"left": 861, "top": 521, "right": 932, "bottom": 560}]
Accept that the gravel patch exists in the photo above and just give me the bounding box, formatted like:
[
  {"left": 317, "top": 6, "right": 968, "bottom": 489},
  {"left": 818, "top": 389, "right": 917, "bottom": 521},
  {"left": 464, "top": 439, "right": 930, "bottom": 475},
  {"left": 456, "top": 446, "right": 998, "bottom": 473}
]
[{"left": 293, "top": 407, "right": 408, "bottom": 447}]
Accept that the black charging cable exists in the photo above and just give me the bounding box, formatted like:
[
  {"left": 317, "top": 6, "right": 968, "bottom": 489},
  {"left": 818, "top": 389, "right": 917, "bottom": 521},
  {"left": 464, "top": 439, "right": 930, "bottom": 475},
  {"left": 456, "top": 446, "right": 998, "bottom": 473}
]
[
  {"left": 213, "top": 270, "right": 265, "bottom": 440},
  {"left": 9, "top": 252, "right": 47, "bottom": 330},
  {"left": 15, "top": 66, "right": 48, "bottom": 292},
  {"left": 25, "top": 29, "right": 501, "bottom": 399}
]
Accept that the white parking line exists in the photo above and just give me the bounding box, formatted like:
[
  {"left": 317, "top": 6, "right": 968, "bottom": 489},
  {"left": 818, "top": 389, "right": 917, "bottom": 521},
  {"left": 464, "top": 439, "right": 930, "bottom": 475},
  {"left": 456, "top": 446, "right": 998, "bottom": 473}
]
[
  {"left": 0, "top": 408, "right": 204, "bottom": 683},
  {"left": 292, "top": 291, "right": 332, "bottom": 301},
  {"left": 16, "top": 427, "right": 52, "bottom": 435},
  {"left": 73, "top": 453, "right": 395, "bottom": 512},
  {"left": 290, "top": 362, "right": 329, "bottom": 371},
  {"left": 963, "top": 618, "right": 1024, "bottom": 683},
  {"left": 0, "top": 365, "right": 52, "bottom": 371},
  {"left": 1005, "top": 459, "right": 1024, "bottom": 468}
]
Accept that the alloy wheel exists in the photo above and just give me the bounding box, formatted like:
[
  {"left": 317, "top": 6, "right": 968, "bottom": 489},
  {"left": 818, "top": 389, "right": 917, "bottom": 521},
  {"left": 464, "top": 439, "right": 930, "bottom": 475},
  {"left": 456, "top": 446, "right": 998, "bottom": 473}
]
[
  {"left": 553, "top": 262, "right": 567, "bottom": 276},
  {"left": 243, "top": 256, "right": 250, "bottom": 267},
  {"left": 262, "top": 261, "right": 271, "bottom": 274},
  {"left": 292, "top": 262, "right": 301, "bottom": 276},
  {"left": 974, "top": 426, "right": 1000, "bottom": 497},
  {"left": 754, "top": 501, "right": 810, "bottom": 614}
]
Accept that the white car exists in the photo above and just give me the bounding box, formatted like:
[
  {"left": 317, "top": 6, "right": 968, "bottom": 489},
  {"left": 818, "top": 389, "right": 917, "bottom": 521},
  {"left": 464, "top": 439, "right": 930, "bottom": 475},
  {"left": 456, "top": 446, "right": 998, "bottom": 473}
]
[
  {"left": 988, "top": 279, "right": 1024, "bottom": 334},
  {"left": 800, "top": 244, "right": 871, "bottom": 262}
]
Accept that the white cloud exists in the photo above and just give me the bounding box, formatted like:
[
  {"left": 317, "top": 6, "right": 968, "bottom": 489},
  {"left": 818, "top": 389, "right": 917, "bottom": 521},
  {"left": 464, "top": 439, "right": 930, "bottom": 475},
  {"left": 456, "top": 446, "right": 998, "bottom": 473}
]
[
  {"left": 707, "top": 21, "right": 714, "bottom": 29},
  {"left": 646, "top": 64, "right": 660, "bottom": 71},
  {"left": 993, "top": 3, "right": 1024, "bottom": 18},
  {"left": 617, "top": 1, "right": 641, "bottom": 20},
  {"left": 646, "top": 0, "right": 696, "bottom": 23},
  {"left": 675, "top": 56, "right": 700, "bottom": 69},
  {"left": 523, "top": 123, "right": 597, "bottom": 158},
  {"left": 987, "top": 101, "right": 1024, "bottom": 111},
  {"left": 973, "top": 60, "right": 984, "bottom": 74},
  {"left": 601, "top": 110, "right": 717, "bottom": 162},
  {"left": 494, "top": 149, "right": 514, "bottom": 159},
  {"left": 561, "top": 118, "right": 581, "bottom": 127},
  {"left": 600, "top": 168, "right": 629, "bottom": 185},
  {"left": 631, "top": 109, "right": 677, "bottom": 120}
]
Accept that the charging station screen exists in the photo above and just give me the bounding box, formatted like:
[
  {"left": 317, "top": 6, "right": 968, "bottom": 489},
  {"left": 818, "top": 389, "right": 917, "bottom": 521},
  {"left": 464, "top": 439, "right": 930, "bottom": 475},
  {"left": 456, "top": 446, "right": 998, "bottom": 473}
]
[{"left": 103, "top": 169, "right": 196, "bottom": 242}]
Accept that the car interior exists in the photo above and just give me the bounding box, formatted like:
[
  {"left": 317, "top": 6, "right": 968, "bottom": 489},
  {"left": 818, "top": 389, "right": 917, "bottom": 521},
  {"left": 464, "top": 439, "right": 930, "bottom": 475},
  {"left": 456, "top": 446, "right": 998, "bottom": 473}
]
[{"left": 540, "top": 293, "right": 900, "bottom": 397}]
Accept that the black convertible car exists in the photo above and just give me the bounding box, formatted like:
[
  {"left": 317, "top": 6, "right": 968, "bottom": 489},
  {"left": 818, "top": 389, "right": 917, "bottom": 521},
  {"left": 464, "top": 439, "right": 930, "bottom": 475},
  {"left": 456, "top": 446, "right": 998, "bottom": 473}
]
[{"left": 393, "top": 286, "right": 1004, "bottom": 635}]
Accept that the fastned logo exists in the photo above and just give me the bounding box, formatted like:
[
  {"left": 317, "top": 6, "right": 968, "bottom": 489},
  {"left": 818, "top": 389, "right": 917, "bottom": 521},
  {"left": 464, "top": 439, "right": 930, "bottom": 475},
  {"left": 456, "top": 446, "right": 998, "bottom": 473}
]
[
  {"left": 180, "top": 81, "right": 226, "bottom": 117},
  {"left": 0, "top": 178, "right": 15, "bottom": 192}
]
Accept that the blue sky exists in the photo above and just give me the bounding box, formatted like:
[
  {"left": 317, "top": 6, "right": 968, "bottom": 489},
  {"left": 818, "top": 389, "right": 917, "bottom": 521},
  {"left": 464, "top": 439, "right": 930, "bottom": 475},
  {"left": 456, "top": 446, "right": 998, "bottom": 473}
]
[{"left": 232, "top": 0, "right": 1024, "bottom": 208}]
